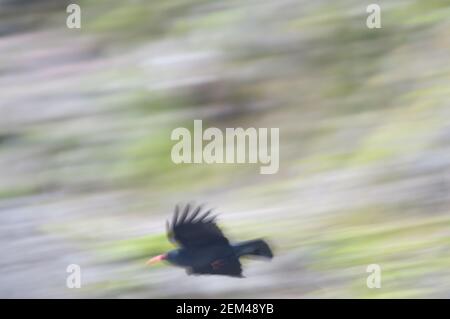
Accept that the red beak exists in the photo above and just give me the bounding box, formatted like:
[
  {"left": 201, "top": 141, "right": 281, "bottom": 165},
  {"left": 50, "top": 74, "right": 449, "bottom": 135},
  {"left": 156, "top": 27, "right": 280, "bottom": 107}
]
[{"left": 146, "top": 254, "right": 167, "bottom": 265}]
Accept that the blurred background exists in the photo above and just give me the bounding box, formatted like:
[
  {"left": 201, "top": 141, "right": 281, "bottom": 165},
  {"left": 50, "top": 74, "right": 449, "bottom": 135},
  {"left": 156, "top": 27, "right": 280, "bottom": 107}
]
[{"left": 1, "top": 0, "right": 450, "bottom": 298}]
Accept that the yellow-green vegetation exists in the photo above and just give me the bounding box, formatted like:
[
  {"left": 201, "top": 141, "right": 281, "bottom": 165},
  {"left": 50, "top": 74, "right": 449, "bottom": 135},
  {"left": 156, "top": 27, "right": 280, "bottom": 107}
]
[
  {"left": 100, "top": 233, "right": 173, "bottom": 264},
  {"left": 310, "top": 209, "right": 450, "bottom": 297}
]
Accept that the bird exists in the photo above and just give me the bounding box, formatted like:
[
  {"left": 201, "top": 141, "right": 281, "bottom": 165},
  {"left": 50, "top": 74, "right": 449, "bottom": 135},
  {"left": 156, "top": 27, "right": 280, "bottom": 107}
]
[{"left": 146, "top": 203, "right": 273, "bottom": 277}]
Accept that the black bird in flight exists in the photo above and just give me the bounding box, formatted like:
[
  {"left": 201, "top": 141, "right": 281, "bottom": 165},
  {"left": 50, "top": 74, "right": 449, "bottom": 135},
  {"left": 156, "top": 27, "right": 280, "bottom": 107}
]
[{"left": 147, "top": 203, "right": 273, "bottom": 277}]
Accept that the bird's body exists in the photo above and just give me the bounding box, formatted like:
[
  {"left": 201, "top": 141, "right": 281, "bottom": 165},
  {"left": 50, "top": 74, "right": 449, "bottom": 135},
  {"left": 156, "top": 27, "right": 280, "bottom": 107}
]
[{"left": 147, "top": 204, "right": 273, "bottom": 277}]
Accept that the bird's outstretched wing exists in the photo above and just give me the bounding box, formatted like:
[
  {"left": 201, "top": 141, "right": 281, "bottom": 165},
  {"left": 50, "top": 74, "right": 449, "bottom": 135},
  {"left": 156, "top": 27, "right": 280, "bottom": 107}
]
[{"left": 167, "top": 203, "right": 230, "bottom": 248}]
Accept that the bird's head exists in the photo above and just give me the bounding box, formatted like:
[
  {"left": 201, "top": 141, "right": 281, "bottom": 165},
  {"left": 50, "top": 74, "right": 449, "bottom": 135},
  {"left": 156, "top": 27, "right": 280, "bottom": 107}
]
[{"left": 146, "top": 250, "right": 180, "bottom": 266}]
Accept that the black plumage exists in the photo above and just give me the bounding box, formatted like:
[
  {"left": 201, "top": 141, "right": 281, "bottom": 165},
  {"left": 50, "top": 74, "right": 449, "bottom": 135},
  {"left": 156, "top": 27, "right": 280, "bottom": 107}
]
[{"left": 147, "top": 203, "right": 273, "bottom": 278}]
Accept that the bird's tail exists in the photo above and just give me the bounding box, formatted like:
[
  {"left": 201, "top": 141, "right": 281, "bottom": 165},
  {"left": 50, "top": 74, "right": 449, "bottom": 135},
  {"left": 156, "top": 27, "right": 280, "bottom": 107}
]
[{"left": 233, "top": 239, "right": 273, "bottom": 259}]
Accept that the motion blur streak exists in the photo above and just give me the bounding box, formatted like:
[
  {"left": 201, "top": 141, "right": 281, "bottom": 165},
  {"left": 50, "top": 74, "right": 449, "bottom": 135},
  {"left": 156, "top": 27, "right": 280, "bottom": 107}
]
[{"left": 1, "top": 0, "right": 450, "bottom": 298}]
